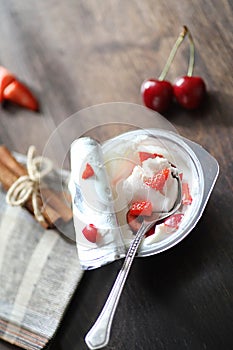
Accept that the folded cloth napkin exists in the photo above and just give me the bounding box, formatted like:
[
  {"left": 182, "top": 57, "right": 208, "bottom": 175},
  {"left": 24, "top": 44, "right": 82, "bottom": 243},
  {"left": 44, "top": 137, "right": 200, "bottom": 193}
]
[{"left": 0, "top": 160, "right": 83, "bottom": 349}]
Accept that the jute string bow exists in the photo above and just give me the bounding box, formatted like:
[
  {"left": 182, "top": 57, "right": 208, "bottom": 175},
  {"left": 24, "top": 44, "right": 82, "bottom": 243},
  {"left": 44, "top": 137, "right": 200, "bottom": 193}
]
[{"left": 6, "top": 146, "right": 53, "bottom": 224}]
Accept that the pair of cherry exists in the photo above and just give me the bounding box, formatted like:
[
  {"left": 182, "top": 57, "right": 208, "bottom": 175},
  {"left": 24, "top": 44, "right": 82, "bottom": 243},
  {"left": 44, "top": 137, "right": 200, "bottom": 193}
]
[{"left": 141, "top": 26, "right": 206, "bottom": 113}]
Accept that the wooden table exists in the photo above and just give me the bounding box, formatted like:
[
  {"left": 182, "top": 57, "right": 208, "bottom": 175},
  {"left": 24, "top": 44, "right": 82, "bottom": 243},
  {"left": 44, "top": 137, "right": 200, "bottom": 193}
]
[{"left": 0, "top": 1, "right": 232, "bottom": 349}]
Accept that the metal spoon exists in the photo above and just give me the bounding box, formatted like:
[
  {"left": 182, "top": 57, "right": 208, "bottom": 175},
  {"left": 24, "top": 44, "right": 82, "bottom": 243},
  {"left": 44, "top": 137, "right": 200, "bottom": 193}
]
[{"left": 85, "top": 171, "right": 182, "bottom": 350}]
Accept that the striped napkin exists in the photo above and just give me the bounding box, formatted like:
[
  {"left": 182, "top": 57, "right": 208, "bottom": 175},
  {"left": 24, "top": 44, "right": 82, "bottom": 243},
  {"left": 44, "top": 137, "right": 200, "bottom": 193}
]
[{"left": 0, "top": 176, "right": 83, "bottom": 349}]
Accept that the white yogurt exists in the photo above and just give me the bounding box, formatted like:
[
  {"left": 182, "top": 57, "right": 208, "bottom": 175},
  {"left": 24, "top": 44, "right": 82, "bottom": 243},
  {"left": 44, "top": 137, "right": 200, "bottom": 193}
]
[
  {"left": 123, "top": 157, "right": 178, "bottom": 213},
  {"left": 103, "top": 132, "right": 195, "bottom": 248},
  {"left": 70, "top": 130, "right": 204, "bottom": 266}
]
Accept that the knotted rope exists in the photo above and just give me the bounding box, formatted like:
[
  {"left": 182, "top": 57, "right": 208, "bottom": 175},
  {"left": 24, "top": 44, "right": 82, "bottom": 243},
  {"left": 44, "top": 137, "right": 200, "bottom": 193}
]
[{"left": 6, "top": 146, "right": 53, "bottom": 224}]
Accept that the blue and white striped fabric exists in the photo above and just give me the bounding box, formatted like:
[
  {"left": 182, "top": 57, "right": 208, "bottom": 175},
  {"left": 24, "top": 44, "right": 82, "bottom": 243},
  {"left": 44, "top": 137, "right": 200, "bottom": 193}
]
[{"left": 0, "top": 179, "right": 83, "bottom": 349}]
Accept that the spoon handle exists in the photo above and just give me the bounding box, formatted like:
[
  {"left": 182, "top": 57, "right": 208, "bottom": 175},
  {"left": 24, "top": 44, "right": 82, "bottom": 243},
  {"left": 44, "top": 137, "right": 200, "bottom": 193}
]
[{"left": 85, "top": 222, "right": 147, "bottom": 350}]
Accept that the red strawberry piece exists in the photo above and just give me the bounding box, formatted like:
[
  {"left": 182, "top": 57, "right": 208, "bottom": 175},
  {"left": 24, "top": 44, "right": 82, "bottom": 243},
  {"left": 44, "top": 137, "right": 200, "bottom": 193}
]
[
  {"left": 82, "top": 163, "right": 94, "bottom": 179},
  {"left": 139, "top": 151, "right": 164, "bottom": 163},
  {"left": 82, "top": 224, "right": 98, "bottom": 243},
  {"left": 164, "top": 213, "right": 184, "bottom": 229},
  {"left": 3, "top": 80, "right": 38, "bottom": 111},
  {"left": 145, "top": 226, "right": 156, "bottom": 237},
  {"left": 182, "top": 182, "right": 192, "bottom": 205},
  {"left": 0, "top": 66, "right": 16, "bottom": 103},
  {"left": 126, "top": 211, "right": 143, "bottom": 232},
  {"left": 129, "top": 200, "right": 153, "bottom": 217},
  {"left": 126, "top": 211, "right": 155, "bottom": 236},
  {"left": 144, "top": 168, "right": 170, "bottom": 191},
  {"left": 152, "top": 153, "right": 164, "bottom": 158}
]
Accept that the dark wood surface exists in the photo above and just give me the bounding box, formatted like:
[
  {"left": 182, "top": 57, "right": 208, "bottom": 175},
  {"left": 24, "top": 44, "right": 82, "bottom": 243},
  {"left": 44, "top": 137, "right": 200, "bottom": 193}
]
[{"left": 0, "top": 1, "right": 232, "bottom": 349}]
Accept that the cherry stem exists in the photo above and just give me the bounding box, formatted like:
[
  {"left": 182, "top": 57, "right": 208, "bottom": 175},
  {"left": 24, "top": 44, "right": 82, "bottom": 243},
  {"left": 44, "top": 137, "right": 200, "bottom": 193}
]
[
  {"left": 185, "top": 26, "right": 195, "bottom": 77},
  {"left": 158, "top": 26, "right": 188, "bottom": 81}
]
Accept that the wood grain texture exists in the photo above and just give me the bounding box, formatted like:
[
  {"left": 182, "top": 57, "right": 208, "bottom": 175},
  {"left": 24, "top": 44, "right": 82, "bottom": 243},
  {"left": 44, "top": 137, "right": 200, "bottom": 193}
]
[{"left": 0, "top": 0, "right": 232, "bottom": 349}]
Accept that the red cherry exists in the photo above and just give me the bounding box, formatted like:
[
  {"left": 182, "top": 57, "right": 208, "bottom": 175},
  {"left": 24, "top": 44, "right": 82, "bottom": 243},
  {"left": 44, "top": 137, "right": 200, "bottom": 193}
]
[
  {"left": 141, "top": 79, "right": 173, "bottom": 113},
  {"left": 141, "top": 27, "right": 188, "bottom": 113},
  {"left": 173, "top": 76, "right": 206, "bottom": 109}
]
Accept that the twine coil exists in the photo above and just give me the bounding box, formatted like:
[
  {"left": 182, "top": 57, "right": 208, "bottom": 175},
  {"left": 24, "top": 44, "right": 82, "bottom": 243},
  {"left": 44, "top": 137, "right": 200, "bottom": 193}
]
[{"left": 6, "top": 146, "right": 53, "bottom": 224}]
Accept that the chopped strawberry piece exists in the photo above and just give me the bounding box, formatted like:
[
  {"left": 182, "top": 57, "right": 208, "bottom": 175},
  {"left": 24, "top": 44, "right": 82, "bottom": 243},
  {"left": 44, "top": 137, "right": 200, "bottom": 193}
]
[
  {"left": 164, "top": 213, "right": 184, "bottom": 229},
  {"left": 144, "top": 168, "right": 170, "bottom": 191},
  {"left": 139, "top": 151, "right": 164, "bottom": 163},
  {"left": 145, "top": 226, "right": 156, "bottom": 237},
  {"left": 179, "top": 172, "right": 183, "bottom": 181},
  {"left": 126, "top": 210, "right": 154, "bottom": 236},
  {"left": 82, "top": 163, "right": 94, "bottom": 179},
  {"left": 182, "top": 182, "right": 192, "bottom": 205},
  {"left": 129, "top": 200, "right": 153, "bottom": 217},
  {"left": 126, "top": 211, "right": 143, "bottom": 232},
  {"left": 0, "top": 66, "right": 16, "bottom": 102},
  {"left": 82, "top": 224, "right": 98, "bottom": 243},
  {"left": 154, "top": 153, "right": 164, "bottom": 158},
  {"left": 3, "top": 80, "right": 38, "bottom": 111}
]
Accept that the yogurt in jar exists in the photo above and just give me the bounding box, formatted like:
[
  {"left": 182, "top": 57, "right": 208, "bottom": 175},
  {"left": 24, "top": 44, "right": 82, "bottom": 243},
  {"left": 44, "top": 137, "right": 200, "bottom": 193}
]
[
  {"left": 103, "top": 131, "right": 197, "bottom": 250},
  {"left": 70, "top": 129, "right": 206, "bottom": 267}
]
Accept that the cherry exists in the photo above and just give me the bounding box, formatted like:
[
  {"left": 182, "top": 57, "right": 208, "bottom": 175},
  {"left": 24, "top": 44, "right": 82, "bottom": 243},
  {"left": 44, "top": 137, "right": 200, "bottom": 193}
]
[
  {"left": 141, "top": 27, "right": 187, "bottom": 113},
  {"left": 173, "top": 26, "right": 206, "bottom": 109},
  {"left": 141, "top": 79, "right": 173, "bottom": 113},
  {"left": 173, "top": 76, "right": 206, "bottom": 109}
]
